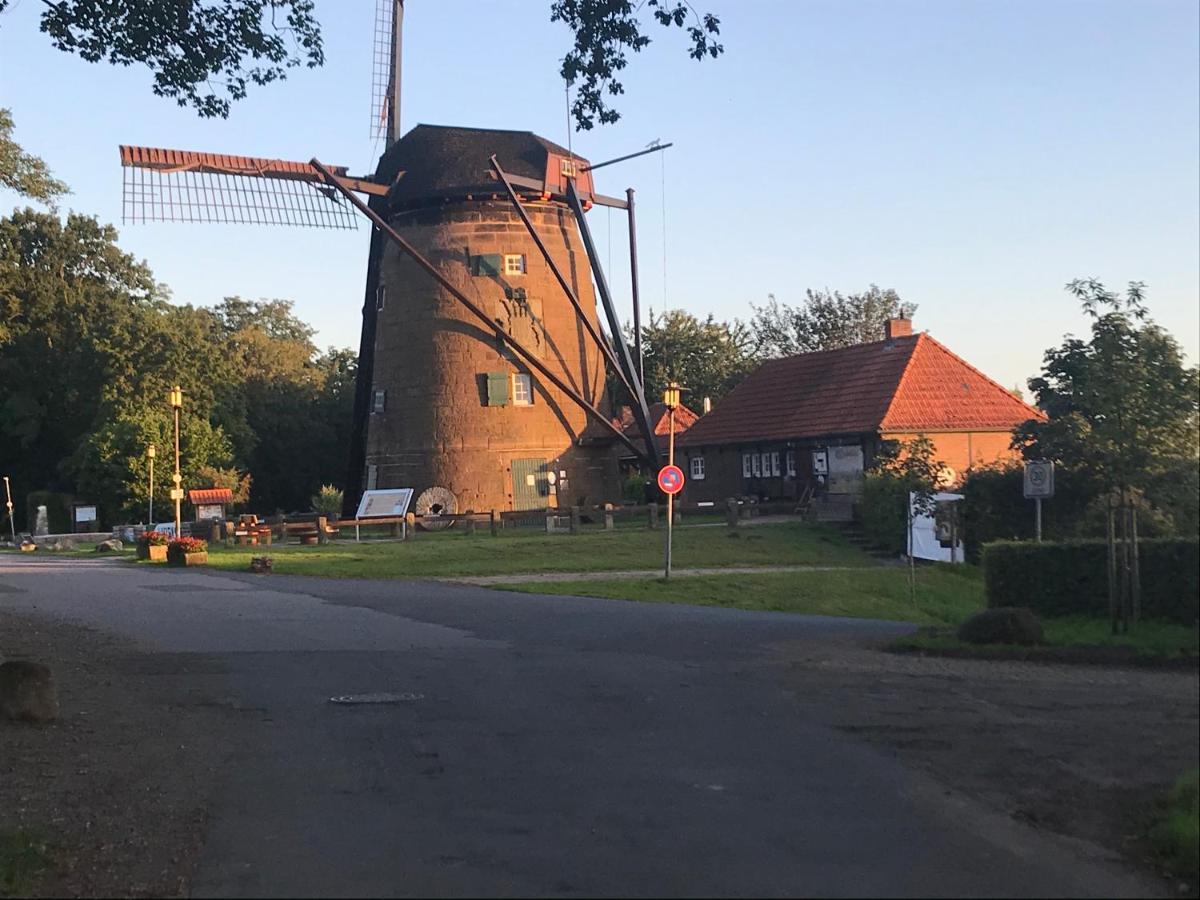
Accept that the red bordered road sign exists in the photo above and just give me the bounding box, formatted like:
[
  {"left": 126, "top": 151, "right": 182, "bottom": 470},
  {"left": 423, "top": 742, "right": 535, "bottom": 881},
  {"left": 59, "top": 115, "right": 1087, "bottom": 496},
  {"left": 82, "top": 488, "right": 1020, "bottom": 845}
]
[{"left": 657, "top": 465, "right": 685, "bottom": 495}]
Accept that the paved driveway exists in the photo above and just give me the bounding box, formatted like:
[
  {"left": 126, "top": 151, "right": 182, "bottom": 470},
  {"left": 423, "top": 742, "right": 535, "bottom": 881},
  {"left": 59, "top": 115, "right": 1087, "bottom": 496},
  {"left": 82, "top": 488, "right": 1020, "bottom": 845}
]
[{"left": 0, "top": 556, "right": 1162, "bottom": 898}]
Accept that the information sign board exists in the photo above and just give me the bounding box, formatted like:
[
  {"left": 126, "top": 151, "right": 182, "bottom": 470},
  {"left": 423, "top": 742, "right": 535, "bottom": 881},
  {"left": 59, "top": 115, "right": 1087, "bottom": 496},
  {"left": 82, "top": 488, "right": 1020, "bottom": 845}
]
[{"left": 355, "top": 488, "right": 414, "bottom": 520}]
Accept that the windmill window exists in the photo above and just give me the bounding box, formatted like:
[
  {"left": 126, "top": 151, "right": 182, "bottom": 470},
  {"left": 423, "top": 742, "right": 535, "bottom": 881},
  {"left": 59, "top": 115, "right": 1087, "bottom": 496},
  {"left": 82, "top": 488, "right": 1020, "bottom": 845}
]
[
  {"left": 742, "top": 453, "right": 752, "bottom": 478},
  {"left": 485, "top": 372, "right": 509, "bottom": 407},
  {"left": 504, "top": 254, "right": 526, "bottom": 276},
  {"left": 560, "top": 159, "right": 577, "bottom": 177},
  {"left": 376, "top": 284, "right": 386, "bottom": 311},
  {"left": 690, "top": 456, "right": 706, "bottom": 480},
  {"left": 371, "top": 389, "right": 387, "bottom": 414},
  {"left": 512, "top": 373, "right": 533, "bottom": 406},
  {"left": 471, "top": 254, "right": 502, "bottom": 277}
]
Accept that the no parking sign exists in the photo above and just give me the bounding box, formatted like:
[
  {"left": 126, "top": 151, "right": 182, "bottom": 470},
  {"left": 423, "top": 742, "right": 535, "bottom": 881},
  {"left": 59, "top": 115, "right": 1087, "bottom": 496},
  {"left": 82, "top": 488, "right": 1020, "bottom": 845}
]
[{"left": 657, "top": 465, "right": 685, "bottom": 495}]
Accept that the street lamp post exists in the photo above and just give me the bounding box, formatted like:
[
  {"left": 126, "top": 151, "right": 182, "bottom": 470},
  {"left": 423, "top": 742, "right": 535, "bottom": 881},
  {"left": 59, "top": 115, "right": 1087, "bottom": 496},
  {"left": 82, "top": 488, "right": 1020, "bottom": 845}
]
[
  {"left": 147, "top": 444, "right": 156, "bottom": 527},
  {"left": 662, "top": 382, "right": 681, "bottom": 580},
  {"left": 169, "top": 387, "right": 184, "bottom": 537},
  {"left": 2, "top": 475, "right": 15, "bottom": 543}
]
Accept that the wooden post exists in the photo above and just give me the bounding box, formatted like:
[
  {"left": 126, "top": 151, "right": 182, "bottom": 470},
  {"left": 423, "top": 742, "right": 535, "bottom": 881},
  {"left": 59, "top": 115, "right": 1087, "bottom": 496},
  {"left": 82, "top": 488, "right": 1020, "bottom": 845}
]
[
  {"left": 603, "top": 502, "right": 614, "bottom": 531},
  {"left": 489, "top": 510, "right": 499, "bottom": 537},
  {"left": 262, "top": 528, "right": 272, "bottom": 547},
  {"left": 726, "top": 498, "right": 739, "bottom": 529},
  {"left": 209, "top": 522, "right": 221, "bottom": 543},
  {"left": 316, "top": 516, "right": 328, "bottom": 545},
  {"left": 389, "top": 520, "right": 401, "bottom": 538},
  {"left": 648, "top": 503, "right": 659, "bottom": 530},
  {"left": 405, "top": 512, "right": 416, "bottom": 539},
  {"left": 465, "top": 515, "right": 476, "bottom": 536},
  {"left": 569, "top": 506, "right": 581, "bottom": 534}
]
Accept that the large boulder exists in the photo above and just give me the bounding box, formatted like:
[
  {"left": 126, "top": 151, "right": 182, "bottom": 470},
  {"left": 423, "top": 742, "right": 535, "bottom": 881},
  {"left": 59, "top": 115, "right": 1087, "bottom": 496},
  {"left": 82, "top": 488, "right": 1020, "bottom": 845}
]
[
  {"left": 94, "top": 539, "right": 123, "bottom": 553},
  {"left": 957, "top": 607, "right": 1044, "bottom": 646},
  {"left": 0, "top": 661, "right": 59, "bottom": 723}
]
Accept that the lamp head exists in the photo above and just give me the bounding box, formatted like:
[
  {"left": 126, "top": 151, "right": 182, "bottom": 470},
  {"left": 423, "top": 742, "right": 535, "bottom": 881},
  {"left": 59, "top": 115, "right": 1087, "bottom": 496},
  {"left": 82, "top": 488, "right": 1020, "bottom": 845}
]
[{"left": 147, "top": 444, "right": 156, "bottom": 459}]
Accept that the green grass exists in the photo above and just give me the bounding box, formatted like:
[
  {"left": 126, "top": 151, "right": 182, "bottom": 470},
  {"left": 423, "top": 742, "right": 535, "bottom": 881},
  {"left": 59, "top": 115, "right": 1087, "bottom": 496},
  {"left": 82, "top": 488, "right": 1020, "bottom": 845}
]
[
  {"left": 202, "top": 522, "right": 874, "bottom": 579},
  {"left": 1151, "top": 770, "right": 1200, "bottom": 883},
  {"left": 0, "top": 828, "right": 53, "bottom": 897},
  {"left": 893, "top": 616, "right": 1200, "bottom": 660},
  {"left": 501, "top": 565, "right": 985, "bottom": 626}
]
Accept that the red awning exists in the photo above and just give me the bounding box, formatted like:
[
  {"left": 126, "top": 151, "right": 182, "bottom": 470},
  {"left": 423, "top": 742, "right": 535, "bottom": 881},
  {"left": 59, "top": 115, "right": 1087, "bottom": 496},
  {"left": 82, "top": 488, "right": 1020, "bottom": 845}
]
[{"left": 188, "top": 488, "right": 234, "bottom": 505}]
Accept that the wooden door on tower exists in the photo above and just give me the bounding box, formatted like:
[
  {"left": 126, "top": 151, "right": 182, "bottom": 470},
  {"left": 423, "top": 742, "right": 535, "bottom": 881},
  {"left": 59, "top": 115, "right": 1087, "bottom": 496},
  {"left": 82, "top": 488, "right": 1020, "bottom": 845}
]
[{"left": 511, "top": 458, "right": 550, "bottom": 511}]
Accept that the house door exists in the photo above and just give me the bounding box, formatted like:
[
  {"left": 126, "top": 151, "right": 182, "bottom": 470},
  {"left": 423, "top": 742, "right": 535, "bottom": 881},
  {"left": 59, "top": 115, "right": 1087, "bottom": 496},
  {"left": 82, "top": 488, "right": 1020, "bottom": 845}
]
[{"left": 511, "top": 458, "right": 550, "bottom": 510}]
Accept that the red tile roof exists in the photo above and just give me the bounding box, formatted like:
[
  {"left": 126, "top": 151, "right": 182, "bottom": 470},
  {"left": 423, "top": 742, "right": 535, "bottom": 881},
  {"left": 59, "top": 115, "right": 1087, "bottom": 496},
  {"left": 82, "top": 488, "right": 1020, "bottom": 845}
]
[
  {"left": 188, "top": 488, "right": 234, "bottom": 505},
  {"left": 614, "top": 402, "right": 698, "bottom": 454},
  {"left": 679, "top": 333, "right": 1041, "bottom": 447}
]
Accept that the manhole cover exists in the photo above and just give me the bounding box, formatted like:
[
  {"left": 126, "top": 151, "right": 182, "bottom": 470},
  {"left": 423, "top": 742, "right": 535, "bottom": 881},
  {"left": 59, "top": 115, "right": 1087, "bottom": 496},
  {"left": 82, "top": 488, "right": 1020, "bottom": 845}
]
[{"left": 329, "top": 692, "right": 424, "bottom": 705}]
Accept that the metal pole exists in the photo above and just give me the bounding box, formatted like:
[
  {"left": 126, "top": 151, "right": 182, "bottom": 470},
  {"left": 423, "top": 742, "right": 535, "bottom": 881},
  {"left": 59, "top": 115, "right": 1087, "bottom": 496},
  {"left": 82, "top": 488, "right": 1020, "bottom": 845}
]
[
  {"left": 173, "top": 399, "right": 182, "bottom": 537},
  {"left": 664, "top": 406, "right": 675, "bottom": 580},
  {"left": 627, "top": 187, "right": 644, "bottom": 389},
  {"left": 3, "top": 475, "right": 15, "bottom": 543},
  {"left": 148, "top": 452, "right": 154, "bottom": 526},
  {"left": 1035, "top": 497, "right": 1042, "bottom": 542}
]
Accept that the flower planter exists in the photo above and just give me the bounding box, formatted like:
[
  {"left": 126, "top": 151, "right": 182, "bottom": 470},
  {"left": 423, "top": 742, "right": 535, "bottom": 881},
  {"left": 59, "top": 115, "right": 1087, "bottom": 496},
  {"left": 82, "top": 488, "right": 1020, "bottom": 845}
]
[
  {"left": 167, "top": 550, "right": 208, "bottom": 567},
  {"left": 137, "top": 544, "right": 168, "bottom": 561}
]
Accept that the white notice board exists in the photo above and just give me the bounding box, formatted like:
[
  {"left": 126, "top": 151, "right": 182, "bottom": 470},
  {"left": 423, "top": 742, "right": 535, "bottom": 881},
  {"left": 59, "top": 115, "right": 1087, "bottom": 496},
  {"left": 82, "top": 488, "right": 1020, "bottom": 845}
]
[{"left": 355, "top": 488, "right": 414, "bottom": 520}]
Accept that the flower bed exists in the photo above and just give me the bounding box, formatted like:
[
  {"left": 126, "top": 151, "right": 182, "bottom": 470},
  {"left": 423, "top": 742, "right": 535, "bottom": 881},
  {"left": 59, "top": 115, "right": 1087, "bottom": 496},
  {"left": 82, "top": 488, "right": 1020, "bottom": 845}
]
[
  {"left": 137, "top": 530, "right": 171, "bottom": 561},
  {"left": 166, "top": 537, "right": 208, "bottom": 567}
]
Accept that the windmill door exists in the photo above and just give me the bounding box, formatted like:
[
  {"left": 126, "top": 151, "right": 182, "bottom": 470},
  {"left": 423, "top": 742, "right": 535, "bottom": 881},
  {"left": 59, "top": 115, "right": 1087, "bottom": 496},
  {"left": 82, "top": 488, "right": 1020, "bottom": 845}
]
[{"left": 511, "top": 458, "right": 551, "bottom": 511}]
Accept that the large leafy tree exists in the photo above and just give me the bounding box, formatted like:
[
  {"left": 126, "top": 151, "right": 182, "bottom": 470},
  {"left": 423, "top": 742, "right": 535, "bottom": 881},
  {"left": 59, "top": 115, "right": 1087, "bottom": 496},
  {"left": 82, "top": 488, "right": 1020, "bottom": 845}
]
[
  {"left": 1, "top": 1, "right": 722, "bottom": 129},
  {"left": 751, "top": 286, "right": 917, "bottom": 358},
  {"left": 634, "top": 308, "right": 754, "bottom": 408},
  {"left": 1013, "top": 279, "right": 1199, "bottom": 531},
  {"left": 0, "top": 109, "right": 68, "bottom": 207}
]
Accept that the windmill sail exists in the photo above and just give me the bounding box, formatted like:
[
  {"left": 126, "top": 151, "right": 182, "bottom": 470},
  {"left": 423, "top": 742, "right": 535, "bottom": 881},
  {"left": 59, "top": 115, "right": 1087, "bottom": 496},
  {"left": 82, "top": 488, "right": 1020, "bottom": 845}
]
[
  {"left": 372, "top": 0, "right": 402, "bottom": 143},
  {"left": 120, "top": 146, "right": 361, "bottom": 229}
]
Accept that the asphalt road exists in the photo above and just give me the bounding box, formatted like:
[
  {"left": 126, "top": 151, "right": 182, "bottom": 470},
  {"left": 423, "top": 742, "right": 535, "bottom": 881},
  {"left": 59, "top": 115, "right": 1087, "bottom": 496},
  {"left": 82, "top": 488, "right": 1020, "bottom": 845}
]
[{"left": 0, "top": 556, "right": 1160, "bottom": 898}]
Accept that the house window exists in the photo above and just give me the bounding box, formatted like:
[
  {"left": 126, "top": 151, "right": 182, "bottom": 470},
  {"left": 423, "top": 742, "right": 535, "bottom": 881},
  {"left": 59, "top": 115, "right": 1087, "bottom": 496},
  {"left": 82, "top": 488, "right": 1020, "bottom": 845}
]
[
  {"left": 771, "top": 451, "right": 781, "bottom": 477},
  {"left": 742, "top": 453, "right": 752, "bottom": 478},
  {"left": 504, "top": 254, "right": 526, "bottom": 276},
  {"left": 690, "top": 456, "right": 706, "bottom": 480},
  {"left": 512, "top": 373, "right": 533, "bottom": 406},
  {"left": 786, "top": 450, "right": 797, "bottom": 477},
  {"left": 371, "top": 389, "right": 386, "bottom": 414},
  {"left": 751, "top": 453, "right": 762, "bottom": 477},
  {"left": 376, "top": 284, "right": 386, "bottom": 311},
  {"left": 560, "top": 158, "right": 577, "bottom": 177}
]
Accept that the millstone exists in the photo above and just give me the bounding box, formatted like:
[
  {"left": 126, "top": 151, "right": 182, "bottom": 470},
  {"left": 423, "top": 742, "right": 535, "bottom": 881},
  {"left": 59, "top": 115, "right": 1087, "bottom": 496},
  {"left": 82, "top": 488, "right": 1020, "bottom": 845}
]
[{"left": 415, "top": 486, "right": 458, "bottom": 531}]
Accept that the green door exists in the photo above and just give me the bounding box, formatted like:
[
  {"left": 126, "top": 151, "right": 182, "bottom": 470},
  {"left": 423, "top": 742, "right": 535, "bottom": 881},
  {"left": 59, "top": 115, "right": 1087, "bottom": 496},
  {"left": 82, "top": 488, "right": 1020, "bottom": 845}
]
[{"left": 511, "top": 458, "right": 550, "bottom": 511}]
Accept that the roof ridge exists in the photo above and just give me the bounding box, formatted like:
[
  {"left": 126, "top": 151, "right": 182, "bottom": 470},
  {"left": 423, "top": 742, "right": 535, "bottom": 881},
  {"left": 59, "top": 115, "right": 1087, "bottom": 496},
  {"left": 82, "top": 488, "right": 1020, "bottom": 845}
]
[
  {"left": 877, "top": 334, "right": 925, "bottom": 429},
  {"left": 915, "top": 333, "right": 1044, "bottom": 421}
]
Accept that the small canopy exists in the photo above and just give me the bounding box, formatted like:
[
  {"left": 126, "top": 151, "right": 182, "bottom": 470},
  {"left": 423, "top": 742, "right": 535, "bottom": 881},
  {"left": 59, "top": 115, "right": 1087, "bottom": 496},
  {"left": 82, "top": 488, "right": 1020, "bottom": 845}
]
[{"left": 188, "top": 488, "right": 234, "bottom": 506}]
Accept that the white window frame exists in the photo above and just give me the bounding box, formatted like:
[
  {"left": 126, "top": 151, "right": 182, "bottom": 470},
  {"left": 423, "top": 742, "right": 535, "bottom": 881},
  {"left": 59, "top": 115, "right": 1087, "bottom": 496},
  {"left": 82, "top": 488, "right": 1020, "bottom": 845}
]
[
  {"left": 771, "top": 451, "right": 781, "bottom": 477},
  {"left": 503, "top": 253, "right": 526, "bottom": 276},
  {"left": 786, "top": 449, "right": 797, "bottom": 477},
  {"left": 751, "top": 453, "right": 762, "bottom": 477},
  {"left": 742, "top": 453, "right": 752, "bottom": 478},
  {"left": 512, "top": 373, "right": 533, "bottom": 406},
  {"left": 690, "top": 456, "right": 706, "bottom": 480},
  {"left": 371, "top": 389, "right": 386, "bottom": 414}
]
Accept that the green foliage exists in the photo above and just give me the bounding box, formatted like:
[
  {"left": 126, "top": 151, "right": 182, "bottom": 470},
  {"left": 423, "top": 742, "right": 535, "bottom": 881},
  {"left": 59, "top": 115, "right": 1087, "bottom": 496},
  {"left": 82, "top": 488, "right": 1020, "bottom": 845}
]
[
  {"left": 751, "top": 286, "right": 916, "bottom": 357},
  {"left": 0, "top": 109, "right": 68, "bottom": 207},
  {"left": 1152, "top": 770, "right": 1200, "bottom": 883},
  {"left": 859, "top": 474, "right": 909, "bottom": 555},
  {"left": 196, "top": 464, "right": 252, "bottom": 509},
  {"left": 311, "top": 484, "right": 343, "bottom": 517},
  {"left": 629, "top": 308, "right": 755, "bottom": 408},
  {"left": 1014, "top": 280, "right": 1199, "bottom": 496},
  {"left": 0, "top": 827, "right": 53, "bottom": 896},
  {"left": 982, "top": 539, "right": 1199, "bottom": 625},
  {"left": 859, "top": 436, "right": 949, "bottom": 554},
  {"left": 552, "top": 0, "right": 723, "bottom": 129}
]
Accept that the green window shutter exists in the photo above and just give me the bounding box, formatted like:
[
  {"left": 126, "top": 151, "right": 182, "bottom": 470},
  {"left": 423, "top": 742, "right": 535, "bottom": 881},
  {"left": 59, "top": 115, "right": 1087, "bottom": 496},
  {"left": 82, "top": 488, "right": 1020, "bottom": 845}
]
[
  {"left": 486, "top": 372, "right": 509, "bottom": 407},
  {"left": 472, "top": 254, "right": 502, "bottom": 277}
]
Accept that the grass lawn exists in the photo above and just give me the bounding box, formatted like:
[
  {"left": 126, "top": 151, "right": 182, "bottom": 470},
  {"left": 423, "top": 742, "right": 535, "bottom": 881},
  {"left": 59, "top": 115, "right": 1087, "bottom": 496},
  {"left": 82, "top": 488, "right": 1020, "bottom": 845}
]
[
  {"left": 200, "top": 521, "right": 874, "bottom": 579},
  {"left": 1151, "top": 770, "right": 1200, "bottom": 883},
  {"left": 893, "top": 616, "right": 1199, "bottom": 662},
  {"left": 501, "top": 565, "right": 985, "bottom": 626},
  {"left": 0, "top": 828, "right": 52, "bottom": 896}
]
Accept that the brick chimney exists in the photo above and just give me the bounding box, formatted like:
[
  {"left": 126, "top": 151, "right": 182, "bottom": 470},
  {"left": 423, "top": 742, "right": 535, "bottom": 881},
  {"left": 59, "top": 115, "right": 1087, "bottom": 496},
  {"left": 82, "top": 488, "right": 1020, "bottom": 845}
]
[{"left": 885, "top": 315, "right": 913, "bottom": 340}]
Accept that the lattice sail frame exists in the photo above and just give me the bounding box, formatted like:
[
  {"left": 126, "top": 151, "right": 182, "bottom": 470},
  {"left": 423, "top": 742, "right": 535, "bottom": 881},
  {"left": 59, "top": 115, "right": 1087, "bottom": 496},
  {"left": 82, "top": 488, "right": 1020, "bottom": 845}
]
[
  {"left": 372, "top": 0, "right": 397, "bottom": 140},
  {"left": 120, "top": 146, "right": 359, "bottom": 229}
]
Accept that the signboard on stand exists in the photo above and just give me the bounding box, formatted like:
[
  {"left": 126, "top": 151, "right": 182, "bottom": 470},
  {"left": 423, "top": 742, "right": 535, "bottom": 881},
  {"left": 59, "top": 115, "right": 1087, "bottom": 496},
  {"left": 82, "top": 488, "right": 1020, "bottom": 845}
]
[
  {"left": 355, "top": 488, "right": 414, "bottom": 520},
  {"left": 1023, "top": 460, "right": 1054, "bottom": 541}
]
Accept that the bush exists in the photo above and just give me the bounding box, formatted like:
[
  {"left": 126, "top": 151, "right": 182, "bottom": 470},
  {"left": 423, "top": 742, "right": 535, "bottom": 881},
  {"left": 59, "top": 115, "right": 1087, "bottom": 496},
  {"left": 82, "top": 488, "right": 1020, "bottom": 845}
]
[
  {"left": 983, "top": 538, "right": 1199, "bottom": 625},
  {"left": 957, "top": 607, "right": 1044, "bottom": 646},
  {"left": 168, "top": 536, "right": 207, "bottom": 555},
  {"left": 858, "top": 474, "right": 908, "bottom": 555},
  {"left": 311, "top": 484, "right": 343, "bottom": 518}
]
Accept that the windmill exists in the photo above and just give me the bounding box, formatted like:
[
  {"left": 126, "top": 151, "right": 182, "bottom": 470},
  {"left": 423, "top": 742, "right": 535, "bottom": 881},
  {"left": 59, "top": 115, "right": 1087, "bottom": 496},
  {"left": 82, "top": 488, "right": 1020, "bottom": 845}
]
[{"left": 119, "top": 0, "right": 663, "bottom": 519}]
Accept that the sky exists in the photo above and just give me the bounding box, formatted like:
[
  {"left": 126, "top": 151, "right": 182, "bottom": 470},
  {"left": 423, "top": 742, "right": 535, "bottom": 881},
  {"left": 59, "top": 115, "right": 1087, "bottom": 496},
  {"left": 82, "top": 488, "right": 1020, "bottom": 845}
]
[{"left": 1, "top": 0, "right": 1197, "bottom": 392}]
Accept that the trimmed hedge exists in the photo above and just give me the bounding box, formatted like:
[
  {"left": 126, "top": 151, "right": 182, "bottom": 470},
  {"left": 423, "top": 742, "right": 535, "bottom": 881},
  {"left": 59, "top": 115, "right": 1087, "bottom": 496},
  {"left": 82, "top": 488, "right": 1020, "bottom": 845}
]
[{"left": 983, "top": 538, "right": 1199, "bottom": 625}]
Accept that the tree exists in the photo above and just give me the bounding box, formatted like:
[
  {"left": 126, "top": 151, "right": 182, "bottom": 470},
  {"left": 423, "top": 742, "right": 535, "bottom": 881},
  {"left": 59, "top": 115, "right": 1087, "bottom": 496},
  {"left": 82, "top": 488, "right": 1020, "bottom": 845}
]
[
  {"left": 3, "top": 2, "right": 722, "bottom": 130},
  {"left": 632, "top": 309, "right": 755, "bottom": 408},
  {"left": 751, "top": 286, "right": 917, "bottom": 358},
  {"left": 872, "top": 436, "right": 948, "bottom": 603},
  {"left": 0, "top": 109, "right": 68, "bottom": 206},
  {"left": 552, "top": 0, "right": 723, "bottom": 129}
]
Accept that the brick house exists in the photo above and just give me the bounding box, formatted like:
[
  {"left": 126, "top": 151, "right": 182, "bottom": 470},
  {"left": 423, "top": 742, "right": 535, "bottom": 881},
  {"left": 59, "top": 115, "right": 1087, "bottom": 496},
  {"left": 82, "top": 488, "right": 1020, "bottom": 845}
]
[{"left": 676, "top": 318, "right": 1043, "bottom": 505}]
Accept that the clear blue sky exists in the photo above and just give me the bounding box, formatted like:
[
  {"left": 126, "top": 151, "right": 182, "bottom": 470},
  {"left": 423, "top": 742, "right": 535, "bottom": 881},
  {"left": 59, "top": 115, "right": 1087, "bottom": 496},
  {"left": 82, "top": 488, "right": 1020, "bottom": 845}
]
[{"left": 2, "top": 0, "right": 1197, "bottom": 391}]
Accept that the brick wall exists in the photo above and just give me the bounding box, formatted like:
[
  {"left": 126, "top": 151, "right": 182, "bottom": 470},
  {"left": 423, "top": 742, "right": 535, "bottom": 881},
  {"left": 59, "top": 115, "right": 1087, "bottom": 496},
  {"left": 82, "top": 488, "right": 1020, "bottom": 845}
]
[
  {"left": 881, "top": 430, "right": 1020, "bottom": 481},
  {"left": 365, "top": 201, "right": 619, "bottom": 511}
]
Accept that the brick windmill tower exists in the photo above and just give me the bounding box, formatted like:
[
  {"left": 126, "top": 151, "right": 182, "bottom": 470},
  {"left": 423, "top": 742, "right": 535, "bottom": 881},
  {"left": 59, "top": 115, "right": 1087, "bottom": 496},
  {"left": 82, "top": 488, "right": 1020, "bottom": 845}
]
[{"left": 119, "top": 0, "right": 660, "bottom": 519}]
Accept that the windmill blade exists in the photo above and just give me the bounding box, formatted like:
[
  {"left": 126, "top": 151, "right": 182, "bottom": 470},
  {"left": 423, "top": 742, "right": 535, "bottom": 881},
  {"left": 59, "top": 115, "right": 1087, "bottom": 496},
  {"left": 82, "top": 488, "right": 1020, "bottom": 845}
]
[
  {"left": 372, "top": 0, "right": 402, "bottom": 142},
  {"left": 120, "top": 146, "right": 366, "bottom": 229}
]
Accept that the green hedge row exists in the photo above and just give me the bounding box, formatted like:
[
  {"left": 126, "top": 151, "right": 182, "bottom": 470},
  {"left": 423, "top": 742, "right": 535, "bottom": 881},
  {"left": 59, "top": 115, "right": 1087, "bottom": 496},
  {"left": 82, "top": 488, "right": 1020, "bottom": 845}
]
[{"left": 982, "top": 538, "right": 1199, "bottom": 624}]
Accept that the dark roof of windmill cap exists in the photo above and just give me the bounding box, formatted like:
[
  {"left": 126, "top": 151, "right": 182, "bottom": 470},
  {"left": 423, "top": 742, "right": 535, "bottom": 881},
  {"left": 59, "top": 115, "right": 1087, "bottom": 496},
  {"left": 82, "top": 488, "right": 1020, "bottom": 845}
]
[{"left": 375, "top": 124, "right": 584, "bottom": 208}]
